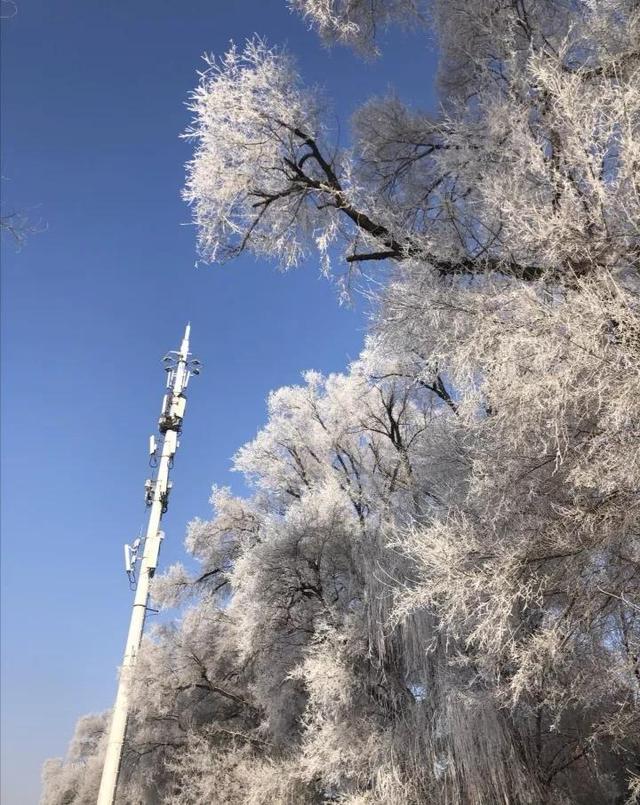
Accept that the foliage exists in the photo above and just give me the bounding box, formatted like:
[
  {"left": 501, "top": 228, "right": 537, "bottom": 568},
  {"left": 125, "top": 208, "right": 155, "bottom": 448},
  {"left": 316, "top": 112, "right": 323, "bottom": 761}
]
[{"left": 43, "top": 1, "right": 639, "bottom": 803}]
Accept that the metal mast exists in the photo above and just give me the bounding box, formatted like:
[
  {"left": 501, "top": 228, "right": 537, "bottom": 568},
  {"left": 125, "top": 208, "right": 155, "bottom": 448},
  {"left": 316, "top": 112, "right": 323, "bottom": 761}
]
[{"left": 97, "top": 324, "right": 200, "bottom": 805}]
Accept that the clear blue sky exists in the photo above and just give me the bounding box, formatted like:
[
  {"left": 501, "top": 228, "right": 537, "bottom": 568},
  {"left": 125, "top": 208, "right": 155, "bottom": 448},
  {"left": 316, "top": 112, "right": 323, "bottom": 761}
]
[{"left": 0, "top": 3, "right": 437, "bottom": 802}]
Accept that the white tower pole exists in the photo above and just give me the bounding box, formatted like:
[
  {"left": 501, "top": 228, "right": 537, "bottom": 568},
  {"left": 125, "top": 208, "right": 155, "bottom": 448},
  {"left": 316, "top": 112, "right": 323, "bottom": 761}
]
[{"left": 97, "top": 324, "right": 199, "bottom": 805}]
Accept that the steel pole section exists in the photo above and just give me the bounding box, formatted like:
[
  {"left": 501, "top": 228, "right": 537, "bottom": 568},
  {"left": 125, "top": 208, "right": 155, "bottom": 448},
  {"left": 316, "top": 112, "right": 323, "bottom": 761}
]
[{"left": 97, "top": 325, "right": 197, "bottom": 805}]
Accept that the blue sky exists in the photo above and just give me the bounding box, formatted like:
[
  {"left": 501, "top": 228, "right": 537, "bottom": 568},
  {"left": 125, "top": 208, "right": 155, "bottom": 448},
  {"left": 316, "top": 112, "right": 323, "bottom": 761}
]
[{"left": 0, "top": 3, "right": 438, "bottom": 801}]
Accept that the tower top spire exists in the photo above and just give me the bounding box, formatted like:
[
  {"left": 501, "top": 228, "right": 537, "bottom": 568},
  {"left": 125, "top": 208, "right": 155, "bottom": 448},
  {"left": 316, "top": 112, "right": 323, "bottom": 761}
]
[{"left": 180, "top": 323, "right": 191, "bottom": 359}]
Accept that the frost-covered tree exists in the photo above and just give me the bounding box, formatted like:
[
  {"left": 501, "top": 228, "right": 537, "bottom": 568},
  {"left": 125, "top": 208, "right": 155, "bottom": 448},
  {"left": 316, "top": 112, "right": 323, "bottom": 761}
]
[
  {"left": 41, "top": 713, "right": 109, "bottom": 805},
  {"left": 290, "top": 0, "right": 428, "bottom": 55},
  {"left": 44, "top": 1, "right": 640, "bottom": 803}
]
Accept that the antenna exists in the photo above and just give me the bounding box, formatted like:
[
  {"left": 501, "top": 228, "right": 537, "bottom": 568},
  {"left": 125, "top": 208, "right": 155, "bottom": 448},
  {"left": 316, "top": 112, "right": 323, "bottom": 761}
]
[{"left": 97, "top": 325, "right": 201, "bottom": 805}]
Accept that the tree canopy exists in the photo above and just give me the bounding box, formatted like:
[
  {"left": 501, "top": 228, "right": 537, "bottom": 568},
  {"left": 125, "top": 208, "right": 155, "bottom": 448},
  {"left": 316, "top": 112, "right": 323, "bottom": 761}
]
[{"left": 43, "top": 1, "right": 640, "bottom": 803}]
